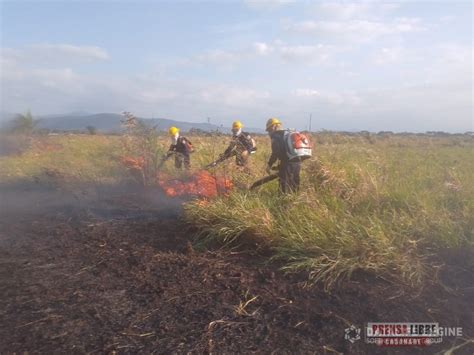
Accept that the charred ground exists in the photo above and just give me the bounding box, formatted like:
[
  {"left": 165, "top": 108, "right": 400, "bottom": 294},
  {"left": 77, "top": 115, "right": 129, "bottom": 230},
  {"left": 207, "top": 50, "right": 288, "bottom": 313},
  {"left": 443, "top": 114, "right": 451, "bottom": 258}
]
[{"left": 0, "top": 177, "right": 472, "bottom": 354}]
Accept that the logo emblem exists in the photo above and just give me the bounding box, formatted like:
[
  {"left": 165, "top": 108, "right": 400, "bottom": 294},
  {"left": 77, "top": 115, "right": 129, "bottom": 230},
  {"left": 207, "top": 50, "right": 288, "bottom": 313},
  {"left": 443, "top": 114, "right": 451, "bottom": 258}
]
[{"left": 345, "top": 325, "right": 361, "bottom": 343}]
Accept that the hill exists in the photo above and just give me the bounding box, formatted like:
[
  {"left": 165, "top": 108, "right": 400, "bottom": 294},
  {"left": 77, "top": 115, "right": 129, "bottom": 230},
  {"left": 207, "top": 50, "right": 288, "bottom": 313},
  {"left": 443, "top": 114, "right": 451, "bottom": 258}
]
[
  {"left": 35, "top": 113, "right": 222, "bottom": 133},
  {"left": 1, "top": 112, "right": 266, "bottom": 134}
]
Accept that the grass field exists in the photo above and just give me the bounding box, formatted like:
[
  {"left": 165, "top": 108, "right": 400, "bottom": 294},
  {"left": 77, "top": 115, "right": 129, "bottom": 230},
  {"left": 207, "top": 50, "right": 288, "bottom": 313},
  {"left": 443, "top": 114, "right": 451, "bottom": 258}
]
[{"left": 1, "top": 132, "right": 473, "bottom": 291}]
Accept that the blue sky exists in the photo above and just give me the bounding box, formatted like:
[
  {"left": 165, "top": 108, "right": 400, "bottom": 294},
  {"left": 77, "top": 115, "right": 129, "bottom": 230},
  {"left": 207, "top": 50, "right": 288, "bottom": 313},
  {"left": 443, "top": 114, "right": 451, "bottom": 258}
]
[{"left": 1, "top": 1, "right": 472, "bottom": 132}]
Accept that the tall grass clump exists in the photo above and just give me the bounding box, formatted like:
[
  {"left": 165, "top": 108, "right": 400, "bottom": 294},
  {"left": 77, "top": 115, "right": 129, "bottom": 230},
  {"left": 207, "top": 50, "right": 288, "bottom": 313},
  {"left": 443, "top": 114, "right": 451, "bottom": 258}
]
[
  {"left": 120, "top": 111, "right": 167, "bottom": 185},
  {"left": 185, "top": 135, "right": 473, "bottom": 290}
]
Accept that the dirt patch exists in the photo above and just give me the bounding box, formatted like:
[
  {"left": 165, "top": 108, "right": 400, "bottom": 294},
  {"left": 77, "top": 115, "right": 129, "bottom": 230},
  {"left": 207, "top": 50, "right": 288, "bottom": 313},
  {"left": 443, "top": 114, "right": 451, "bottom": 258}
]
[{"left": 0, "top": 182, "right": 472, "bottom": 354}]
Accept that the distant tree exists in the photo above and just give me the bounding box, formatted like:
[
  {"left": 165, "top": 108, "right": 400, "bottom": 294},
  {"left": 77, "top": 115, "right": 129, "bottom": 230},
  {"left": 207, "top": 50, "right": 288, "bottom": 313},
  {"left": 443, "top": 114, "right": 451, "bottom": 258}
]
[
  {"left": 86, "top": 125, "right": 97, "bottom": 135},
  {"left": 10, "top": 110, "right": 37, "bottom": 134}
]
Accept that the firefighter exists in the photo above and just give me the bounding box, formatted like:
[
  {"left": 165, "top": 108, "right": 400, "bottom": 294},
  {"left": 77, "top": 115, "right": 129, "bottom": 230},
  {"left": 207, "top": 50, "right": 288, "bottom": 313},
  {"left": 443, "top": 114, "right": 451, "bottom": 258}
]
[
  {"left": 265, "top": 118, "right": 301, "bottom": 193},
  {"left": 207, "top": 121, "right": 256, "bottom": 169},
  {"left": 162, "top": 126, "right": 193, "bottom": 170}
]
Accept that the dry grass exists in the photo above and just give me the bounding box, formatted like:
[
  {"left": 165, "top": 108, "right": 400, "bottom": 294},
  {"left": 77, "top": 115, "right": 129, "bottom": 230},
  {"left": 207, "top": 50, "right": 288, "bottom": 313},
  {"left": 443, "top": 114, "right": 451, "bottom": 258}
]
[{"left": 185, "top": 133, "right": 474, "bottom": 290}]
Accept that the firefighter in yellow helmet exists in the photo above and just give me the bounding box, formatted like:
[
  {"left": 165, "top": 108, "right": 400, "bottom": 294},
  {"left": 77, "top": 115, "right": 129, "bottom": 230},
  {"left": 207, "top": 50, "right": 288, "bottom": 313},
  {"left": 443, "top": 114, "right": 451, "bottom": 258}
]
[
  {"left": 265, "top": 118, "right": 301, "bottom": 193},
  {"left": 160, "top": 126, "right": 193, "bottom": 170},
  {"left": 206, "top": 120, "right": 256, "bottom": 169}
]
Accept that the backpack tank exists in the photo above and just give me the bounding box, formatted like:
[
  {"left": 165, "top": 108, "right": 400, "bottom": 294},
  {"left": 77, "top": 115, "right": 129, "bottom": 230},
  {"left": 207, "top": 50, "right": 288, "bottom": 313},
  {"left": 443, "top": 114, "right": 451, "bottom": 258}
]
[{"left": 284, "top": 130, "right": 312, "bottom": 162}]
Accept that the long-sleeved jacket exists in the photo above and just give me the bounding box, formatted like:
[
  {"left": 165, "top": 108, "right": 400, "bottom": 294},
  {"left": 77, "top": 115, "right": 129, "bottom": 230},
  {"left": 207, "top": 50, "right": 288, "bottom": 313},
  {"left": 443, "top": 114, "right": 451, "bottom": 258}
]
[
  {"left": 223, "top": 131, "right": 254, "bottom": 158},
  {"left": 267, "top": 130, "right": 289, "bottom": 168},
  {"left": 168, "top": 136, "right": 192, "bottom": 157}
]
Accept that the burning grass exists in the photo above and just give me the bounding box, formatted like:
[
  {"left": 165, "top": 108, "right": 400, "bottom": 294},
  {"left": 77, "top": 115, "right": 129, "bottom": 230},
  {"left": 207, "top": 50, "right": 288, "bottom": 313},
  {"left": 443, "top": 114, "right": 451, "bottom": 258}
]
[
  {"left": 158, "top": 170, "right": 233, "bottom": 198},
  {"left": 119, "top": 155, "right": 233, "bottom": 198}
]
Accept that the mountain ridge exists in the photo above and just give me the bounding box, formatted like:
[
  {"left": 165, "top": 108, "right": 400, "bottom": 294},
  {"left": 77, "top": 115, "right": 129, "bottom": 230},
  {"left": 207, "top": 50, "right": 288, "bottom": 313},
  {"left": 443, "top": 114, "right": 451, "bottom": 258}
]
[{"left": 1, "top": 112, "right": 266, "bottom": 134}]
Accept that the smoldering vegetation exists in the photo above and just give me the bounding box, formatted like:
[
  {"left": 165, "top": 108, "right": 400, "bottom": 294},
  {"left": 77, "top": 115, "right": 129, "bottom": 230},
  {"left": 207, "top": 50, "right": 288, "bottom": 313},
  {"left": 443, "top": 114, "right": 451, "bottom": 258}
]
[{"left": 0, "top": 177, "right": 182, "bottom": 220}]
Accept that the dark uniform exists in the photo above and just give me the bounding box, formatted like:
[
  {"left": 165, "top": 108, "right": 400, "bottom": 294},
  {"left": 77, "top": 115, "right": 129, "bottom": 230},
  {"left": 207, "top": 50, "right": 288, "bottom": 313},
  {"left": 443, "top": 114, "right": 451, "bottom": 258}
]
[
  {"left": 267, "top": 130, "right": 301, "bottom": 193},
  {"left": 222, "top": 131, "right": 255, "bottom": 167},
  {"left": 167, "top": 136, "right": 192, "bottom": 170}
]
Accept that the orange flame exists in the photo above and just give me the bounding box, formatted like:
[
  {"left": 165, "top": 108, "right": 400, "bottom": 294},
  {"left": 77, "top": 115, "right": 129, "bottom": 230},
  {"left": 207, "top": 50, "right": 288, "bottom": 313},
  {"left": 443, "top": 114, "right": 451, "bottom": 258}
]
[
  {"left": 121, "top": 156, "right": 145, "bottom": 170},
  {"left": 158, "top": 170, "right": 232, "bottom": 198}
]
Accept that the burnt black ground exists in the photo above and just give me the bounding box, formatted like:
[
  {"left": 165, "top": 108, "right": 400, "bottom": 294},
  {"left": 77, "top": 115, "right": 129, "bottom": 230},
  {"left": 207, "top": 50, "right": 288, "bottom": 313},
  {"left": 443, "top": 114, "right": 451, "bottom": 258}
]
[{"left": 0, "top": 179, "right": 472, "bottom": 354}]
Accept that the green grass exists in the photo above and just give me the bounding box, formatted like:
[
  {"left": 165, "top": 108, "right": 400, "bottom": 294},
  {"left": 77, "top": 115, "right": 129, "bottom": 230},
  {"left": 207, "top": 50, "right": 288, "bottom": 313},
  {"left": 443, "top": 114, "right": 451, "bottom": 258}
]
[
  {"left": 1, "top": 132, "right": 472, "bottom": 290},
  {"left": 184, "top": 134, "right": 474, "bottom": 290},
  {"left": 0, "top": 134, "right": 124, "bottom": 183}
]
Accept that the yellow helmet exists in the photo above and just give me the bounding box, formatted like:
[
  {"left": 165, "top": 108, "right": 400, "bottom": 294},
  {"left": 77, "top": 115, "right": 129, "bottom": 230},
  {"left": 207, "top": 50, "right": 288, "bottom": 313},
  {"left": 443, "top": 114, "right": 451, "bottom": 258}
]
[
  {"left": 266, "top": 117, "right": 281, "bottom": 131},
  {"left": 232, "top": 121, "right": 243, "bottom": 130},
  {"left": 168, "top": 126, "right": 179, "bottom": 136}
]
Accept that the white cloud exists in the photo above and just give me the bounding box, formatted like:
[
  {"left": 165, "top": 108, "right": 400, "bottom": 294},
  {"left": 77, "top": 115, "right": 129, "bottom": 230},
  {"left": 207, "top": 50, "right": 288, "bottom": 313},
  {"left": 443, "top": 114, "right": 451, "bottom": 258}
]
[
  {"left": 370, "top": 43, "right": 472, "bottom": 77},
  {"left": 357, "top": 81, "right": 473, "bottom": 132},
  {"left": 138, "top": 88, "right": 178, "bottom": 103},
  {"left": 423, "top": 44, "right": 473, "bottom": 83},
  {"left": 254, "top": 42, "right": 273, "bottom": 55},
  {"left": 0, "top": 51, "right": 80, "bottom": 85},
  {"left": 317, "top": 3, "right": 399, "bottom": 20},
  {"left": 0, "top": 44, "right": 109, "bottom": 71},
  {"left": 372, "top": 46, "right": 405, "bottom": 65},
  {"left": 286, "top": 17, "right": 425, "bottom": 42},
  {"left": 278, "top": 43, "right": 341, "bottom": 63},
  {"left": 1, "top": 23, "right": 471, "bottom": 133},
  {"left": 439, "top": 15, "right": 456, "bottom": 24},
  {"left": 190, "top": 41, "right": 342, "bottom": 67},
  {"left": 30, "top": 44, "right": 109, "bottom": 60},
  {"left": 244, "top": 0, "right": 293, "bottom": 11},
  {"left": 0, "top": 49, "right": 274, "bottom": 123},
  {"left": 195, "top": 49, "right": 248, "bottom": 64},
  {"left": 294, "top": 89, "right": 362, "bottom": 106},
  {"left": 200, "top": 85, "right": 270, "bottom": 107},
  {"left": 294, "top": 89, "right": 320, "bottom": 97},
  {"left": 31, "top": 68, "right": 79, "bottom": 89},
  {"left": 2, "top": 55, "right": 471, "bottom": 131}
]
